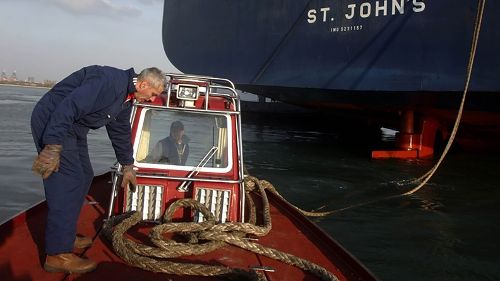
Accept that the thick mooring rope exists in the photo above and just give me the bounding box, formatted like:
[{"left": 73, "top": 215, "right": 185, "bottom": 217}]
[
  {"left": 102, "top": 176, "right": 340, "bottom": 281},
  {"left": 303, "top": 0, "right": 488, "bottom": 216},
  {"left": 400, "top": 0, "right": 486, "bottom": 195}
]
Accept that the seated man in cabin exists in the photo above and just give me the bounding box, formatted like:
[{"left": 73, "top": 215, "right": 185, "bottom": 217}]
[{"left": 151, "top": 120, "right": 190, "bottom": 165}]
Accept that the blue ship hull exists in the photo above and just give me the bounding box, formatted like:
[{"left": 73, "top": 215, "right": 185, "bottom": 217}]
[{"left": 162, "top": 0, "right": 500, "bottom": 113}]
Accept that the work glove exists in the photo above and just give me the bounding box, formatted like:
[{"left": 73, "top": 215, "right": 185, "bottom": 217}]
[
  {"left": 121, "top": 165, "right": 137, "bottom": 192},
  {"left": 32, "top": 144, "right": 63, "bottom": 179}
]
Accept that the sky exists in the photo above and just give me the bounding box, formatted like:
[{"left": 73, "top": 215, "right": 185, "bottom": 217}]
[{"left": 0, "top": 0, "right": 179, "bottom": 82}]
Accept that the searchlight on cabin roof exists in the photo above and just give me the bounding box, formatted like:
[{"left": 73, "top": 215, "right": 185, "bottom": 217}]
[
  {"left": 170, "top": 80, "right": 207, "bottom": 108},
  {"left": 176, "top": 84, "right": 199, "bottom": 100}
]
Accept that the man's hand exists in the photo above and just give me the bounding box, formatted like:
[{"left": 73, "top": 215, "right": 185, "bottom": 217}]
[
  {"left": 32, "top": 144, "right": 63, "bottom": 179},
  {"left": 121, "top": 165, "right": 137, "bottom": 192}
]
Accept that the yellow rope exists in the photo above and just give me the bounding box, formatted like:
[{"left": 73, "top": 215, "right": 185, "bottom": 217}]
[
  {"left": 298, "top": 0, "right": 488, "bottom": 216},
  {"left": 103, "top": 176, "right": 341, "bottom": 281},
  {"left": 402, "top": 0, "right": 486, "bottom": 194}
]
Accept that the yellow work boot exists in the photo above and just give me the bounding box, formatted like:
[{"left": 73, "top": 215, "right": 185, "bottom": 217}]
[
  {"left": 44, "top": 253, "right": 97, "bottom": 273},
  {"left": 74, "top": 235, "right": 93, "bottom": 249}
]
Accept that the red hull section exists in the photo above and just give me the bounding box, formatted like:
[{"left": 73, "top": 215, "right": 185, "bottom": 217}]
[{"left": 0, "top": 173, "right": 377, "bottom": 281}]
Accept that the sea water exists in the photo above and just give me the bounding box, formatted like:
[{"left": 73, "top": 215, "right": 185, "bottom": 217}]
[{"left": 1, "top": 85, "right": 499, "bottom": 281}]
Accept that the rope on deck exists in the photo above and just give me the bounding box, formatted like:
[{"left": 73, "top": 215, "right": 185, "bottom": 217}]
[{"left": 102, "top": 175, "right": 340, "bottom": 281}]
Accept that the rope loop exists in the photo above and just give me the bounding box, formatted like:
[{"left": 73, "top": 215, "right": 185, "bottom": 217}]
[{"left": 102, "top": 175, "right": 341, "bottom": 281}]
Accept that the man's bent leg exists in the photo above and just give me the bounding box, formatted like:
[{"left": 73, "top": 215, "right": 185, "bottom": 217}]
[
  {"left": 75, "top": 125, "right": 93, "bottom": 201},
  {"left": 69, "top": 125, "right": 94, "bottom": 249},
  {"left": 43, "top": 148, "right": 87, "bottom": 255}
]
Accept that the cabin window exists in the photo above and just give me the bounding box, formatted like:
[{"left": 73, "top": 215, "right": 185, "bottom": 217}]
[{"left": 134, "top": 108, "right": 232, "bottom": 172}]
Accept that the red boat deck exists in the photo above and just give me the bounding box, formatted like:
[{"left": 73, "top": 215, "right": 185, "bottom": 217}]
[{"left": 0, "top": 173, "right": 377, "bottom": 281}]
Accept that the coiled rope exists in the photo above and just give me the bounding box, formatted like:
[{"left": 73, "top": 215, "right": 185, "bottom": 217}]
[{"left": 102, "top": 175, "right": 340, "bottom": 281}]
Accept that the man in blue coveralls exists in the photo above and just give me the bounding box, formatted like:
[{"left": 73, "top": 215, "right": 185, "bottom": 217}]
[{"left": 30, "top": 65, "right": 165, "bottom": 273}]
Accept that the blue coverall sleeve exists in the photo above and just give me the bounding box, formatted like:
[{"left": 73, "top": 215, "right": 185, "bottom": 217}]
[
  {"left": 42, "top": 77, "right": 103, "bottom": 145},
  {"left": 106, "top": 105, "right": 134, "bottom": 165}
]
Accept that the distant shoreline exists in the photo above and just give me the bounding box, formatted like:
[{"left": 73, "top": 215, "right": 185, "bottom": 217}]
[{"left": 0, "top": 82, "right": 51, "bottom": 89}]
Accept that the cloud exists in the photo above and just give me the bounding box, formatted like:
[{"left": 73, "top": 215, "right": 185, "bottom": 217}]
[
  {"left": 48, "top": 0, "right": 142, "bottom": 19},
  {"left": 0, "top": 0, "right": 162, "bottom": 18},
  {"left": 138, "top": 0, "right": 163, "bottom": 5}
]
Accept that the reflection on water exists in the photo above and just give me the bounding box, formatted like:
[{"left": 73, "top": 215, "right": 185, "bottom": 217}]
[
  {"left": 1, "top": 85, "right": 499, "bottom": 281},
  {"left": 241, "top": 113, "right": 500, "bottom": 281},
  {"left": 0, "top": 86, "right": 47, "bottom": 224},
  {"left": 380, "top": 127, "right": 398, "bottom": 147}
]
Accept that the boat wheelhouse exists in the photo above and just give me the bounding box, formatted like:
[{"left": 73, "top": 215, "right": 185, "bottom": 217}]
[{"left": 109, "top": 74, "right": 245, "bottom": 224}]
